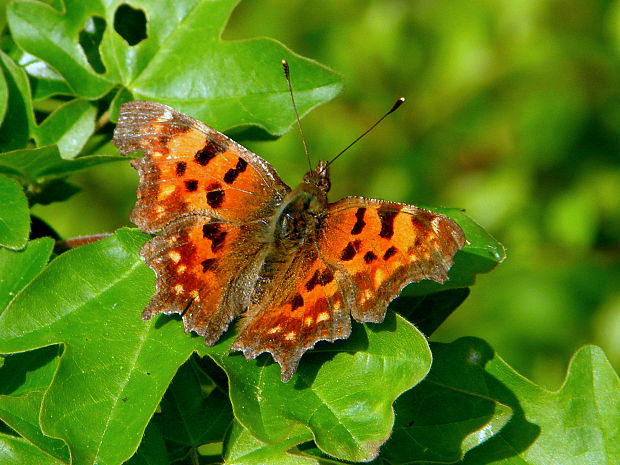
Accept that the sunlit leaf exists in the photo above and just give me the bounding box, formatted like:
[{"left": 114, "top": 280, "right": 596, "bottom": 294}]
[
  {"left": 376, "top": 338, "right": 513, "bottom": 464},
  {"left": 208, "top": 311, "right": 431, "bottom": 462},
  {"left": 34, "top": 99, "right": 97, "bottom": 159},
  {"left": 0, "top": 229, "right": 200, "bottom": 465},
  {"left": 459, "top": 341, "right": 620, "bottom": 465},
  {"left": 0, "top": 229, "right": 435, "bottom": 464},
  {"left": 8, "top": 0, "right": 342, "bottom": 135},
  {"left": 0, "top": 175, "right": 30, "bottom": 250},
  {"left": 0, "top": 145, "right": 125, "bottom": 189},
  {"left": 0, "top": 432, "right": 65, "bottom": 465},
  {"left": 224, "top": 421, "right": 318, "bottom": 465},
  {"left": 0, "top": 237, "right": 53, "bottom": 311}
]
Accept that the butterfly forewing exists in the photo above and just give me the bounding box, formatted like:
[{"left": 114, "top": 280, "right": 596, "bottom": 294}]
[
  {"left": 114, "top": 101, "right": 290, "bottom": 233},
  {"left": 319, "top": 197, "right": 466, "bottom": 323}
]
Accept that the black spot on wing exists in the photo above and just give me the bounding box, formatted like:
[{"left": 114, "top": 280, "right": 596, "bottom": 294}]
[
  {"left": 291, "top": 293, "right": 304, "bottom": 311},
  {"left": 184, "top": 179, "right": 198, "bottom": 192},
  {"left": 340, "top": 240, "right": 361, "bottom": 261},
  {"left": 305, "top": 268, "right": 335, "bottom": 291},
  {"left": 223, "top": 157, "right": 248, "bottom": 185},
  {"left": 201, "top": 258, "right": 216, "bottom": 272},
  {"left": 378, "top": 209, "right": 398, "bottom": 239},
  {"left": 320, "top": 269, "right": 334, "bottom": 285},
  {"left": 206, "top": 190, "right": 224, "bottom": 208},
  {"left": 364, "top": 251, "right": 378, "bottom": 263},
  {"left": 202, "top": 223, "right": 227, "bottom": 252},
  {"left": 175, "top": 161, "right": 186, "bottom": 176},
  {"left": 350, "top": 207, "right": 366, "bottom": 235},
  {"left": 306, "top": 270, "right": 320, "bottom": 291},
  {"left": 383, "top": 246, "right": 397, "bottom": 260},
  {"left": 194, "top": 138, "right": 226, "bottom": 166}
]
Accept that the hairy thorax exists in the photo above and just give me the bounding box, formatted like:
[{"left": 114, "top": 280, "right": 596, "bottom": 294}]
[
  {"left": 271, "top": 181, "right": 328, "bottom": 251},
  {"left": 246, "top": 166, "right": 331, "bottom": 307}
]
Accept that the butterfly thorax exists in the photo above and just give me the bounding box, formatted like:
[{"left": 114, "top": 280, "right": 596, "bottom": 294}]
[
  {"left": 250, "top": 164, "right": 330, "bottom": 306},
  {"left": 270, "top": 164, "right": 330, "bottom": 251}
]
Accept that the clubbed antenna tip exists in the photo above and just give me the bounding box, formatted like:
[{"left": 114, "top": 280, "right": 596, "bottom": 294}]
[
  {"left": 390, "top": 97, "right": 405, "bottom": 113},
  {"left": 282, "top": 59, "right": 290, "bottom": 79}
]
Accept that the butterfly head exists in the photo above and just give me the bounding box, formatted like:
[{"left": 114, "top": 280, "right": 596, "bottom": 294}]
[{"left": 303, "top": 160, "right": 331, "bottom": 194}]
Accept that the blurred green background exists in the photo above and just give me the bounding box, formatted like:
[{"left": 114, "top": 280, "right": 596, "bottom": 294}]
[{"left": 32, "top": 0, "right": 620, "bottom": 388}]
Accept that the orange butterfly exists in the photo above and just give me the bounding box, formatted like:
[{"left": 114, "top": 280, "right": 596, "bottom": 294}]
[{"left": 114, "top": 100, "right": 465, "bottom": 381}]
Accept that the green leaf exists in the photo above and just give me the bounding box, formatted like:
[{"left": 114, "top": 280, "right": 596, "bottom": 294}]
[
  {"left": 0, "top": 51, "right": 34, "bottom": 151},
  {"left": 29, "top": 179, "right": 81, "bottom": 206},
  {"left": 7, "top": 0, "right": 110, "bottom": 99},
  {"left": 0, "top": 59, "right": 8, "bottom": 125},
  {"left": 0, "top": 237, "right": 53, "bottom": 311},
  {"left": 0, "top": 175, "right": 30, "bottom": 250},
  {"left": 0, "top": 52, "right": 96, "bottom": 158},
  {"left": 379, "top": 338, "right": 619, "bottom": 465},
  {"left": 456, "top": 341, "right": 620, "bottom": 465},
  {"left": 208, "top": 311, "right": 432, "bottom": 462},
  {"left": 0, "top": 229, "right": 433, "bottom": 464},
  {"left": 155, "top": 355, "right": 233, "bottom": 448},
  {"left": 0, "top": 145, "right": 125, "bottom": 189},
  {"left": 224, "top": 421, "right": 319, "bottom": 465},
  {"left": 8, "top": 0, "right": 342, "bottom": 134},
  {"left": 0, "top": 432, "right": 65, "bottom": 465},
  {"left": 375, "top": 338, "right": 513, "bottom": 464},
  {"left": 407, "top": 208, "right": 506, "bottom": 296},
  {"left": 126, "top": 422, "right": 168, "bottom": 465},
  {"left": 0, "top": 347, "right": 69, "bottom": 463},
  {"left": 34, "top": 99, "right": 97, "bottom": 159},
  {"left": 19, "top": 53, "right": 72, "bottom": 100},
  {"left": 391, "top": 288, "right": 471, "bottom": 336},
  {"left": 0, "top": 229, "right": 202, "bottom": 465}
]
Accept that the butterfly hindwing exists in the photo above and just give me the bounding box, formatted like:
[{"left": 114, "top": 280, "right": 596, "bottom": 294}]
[
  {"left": 140, "top": 216, "right": 270, "bottom": 344},
  {"left": 232, "top": 246, "right": 352, "bottom": 382}
]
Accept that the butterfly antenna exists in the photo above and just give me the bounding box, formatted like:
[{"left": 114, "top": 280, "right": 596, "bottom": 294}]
[
  {"left": 323, "top": 97, "right": 405, "bottom": 173},
  {"left": 282, "top": 59, "right": 312, "bottom": 171}
]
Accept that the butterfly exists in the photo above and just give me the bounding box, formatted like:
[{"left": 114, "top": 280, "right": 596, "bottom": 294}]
[{"left": 113, "top": 100, "right": 466, "bottom": 382}]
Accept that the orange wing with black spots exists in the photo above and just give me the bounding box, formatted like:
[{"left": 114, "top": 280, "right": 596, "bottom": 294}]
[
  {"left": 232, "top": 247, "right": 352, "bottom": 382},
  {"left": 114, "top": 101, "right": 288, "bottom": 345},
  {"left": 320, "top": 197, "right": 466, "bottom": 324},
  {"left": 114, "top": 100, "right": 290, "bottom": 233},
  {"left": 115, "top": 100, "right": 466, "bottom": 383},
  {"left": 231, "top": 197, "right": 465, "bottom": 381},
  {"left": 138, "top": 215, "right": 266, "bottom": 345}
]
